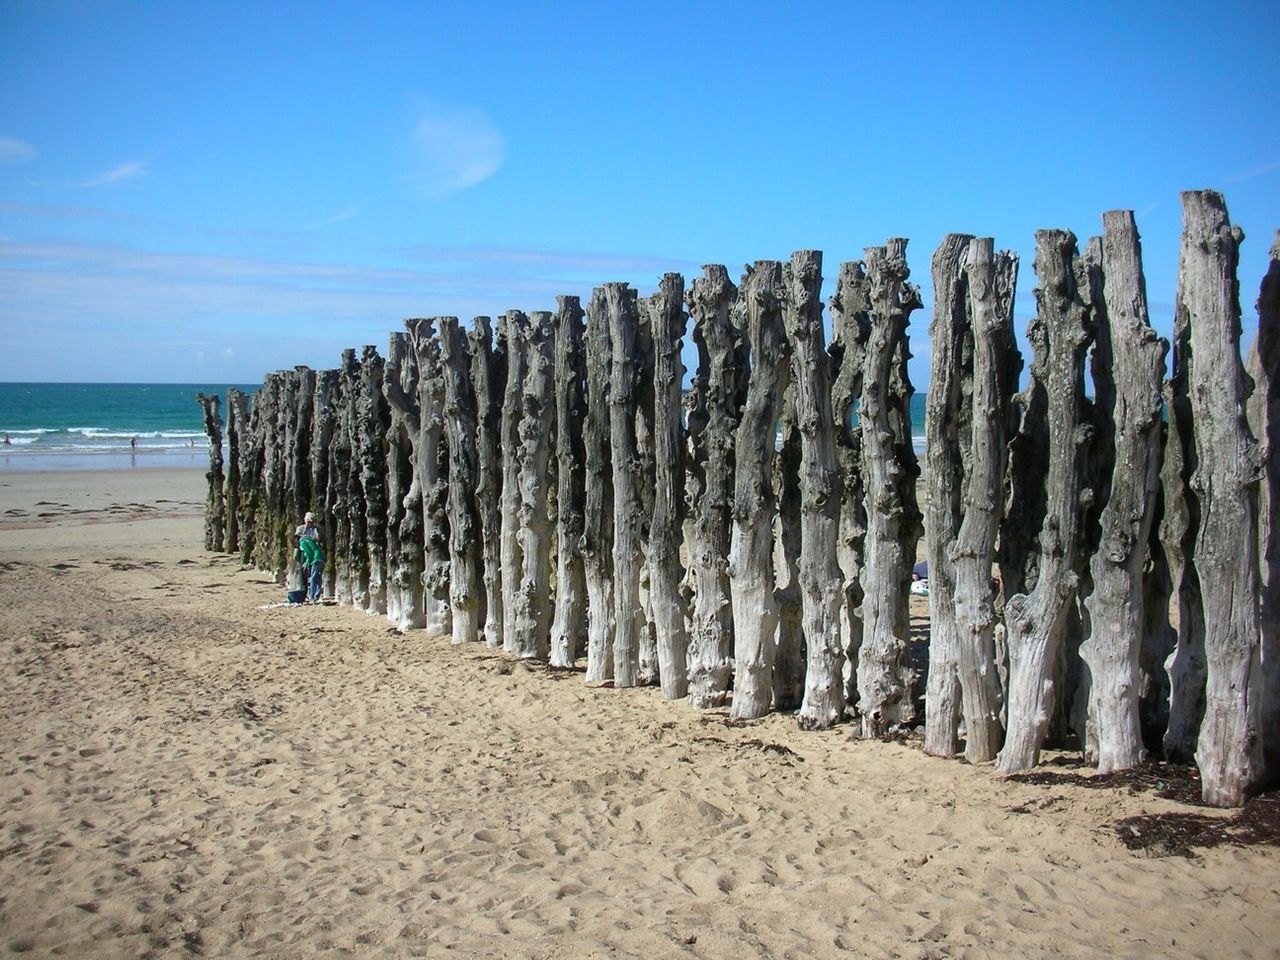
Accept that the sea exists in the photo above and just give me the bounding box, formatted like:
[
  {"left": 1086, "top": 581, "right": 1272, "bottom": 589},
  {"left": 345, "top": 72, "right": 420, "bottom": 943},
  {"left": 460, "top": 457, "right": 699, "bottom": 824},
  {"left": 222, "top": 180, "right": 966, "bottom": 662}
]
[
  {"left": 0, "top": 382, "right": 928, "bottom": 473},
  {"left": 0, "top": 382, "right": 259, "bottom": 473}
]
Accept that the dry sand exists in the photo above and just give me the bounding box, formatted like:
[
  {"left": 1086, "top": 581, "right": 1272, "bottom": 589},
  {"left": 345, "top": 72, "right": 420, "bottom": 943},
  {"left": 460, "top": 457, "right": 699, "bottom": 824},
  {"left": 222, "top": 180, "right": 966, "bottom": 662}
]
[{"left": 0, "top": 468, "right": 1277, "bottom": 959}]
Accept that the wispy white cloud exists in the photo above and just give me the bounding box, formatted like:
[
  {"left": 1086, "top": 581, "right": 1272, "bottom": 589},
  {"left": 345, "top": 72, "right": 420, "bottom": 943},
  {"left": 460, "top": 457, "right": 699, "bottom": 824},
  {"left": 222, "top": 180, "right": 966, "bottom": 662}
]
[
  {"left": 1226, "top": 160, "right": 1280, "bottom": 184},
  {"left": 302, "top": 204, "right": 362, "bottom": 231},
  {"left": 77, "top": 160, "right": 150, "bottom": 187},
  {"left": 0, "top": 135, "right": 36, "bottom": 163},
  {"left": 404, "top": 104, "right": 504, "bottom": 200},
  {"left": 397, "top": 243, "right": 694, "bottom": 278}
]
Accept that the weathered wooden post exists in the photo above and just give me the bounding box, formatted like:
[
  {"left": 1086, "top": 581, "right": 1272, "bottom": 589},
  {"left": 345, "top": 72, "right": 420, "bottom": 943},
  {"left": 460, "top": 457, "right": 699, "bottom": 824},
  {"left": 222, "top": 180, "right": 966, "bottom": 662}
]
[
  {"left": 499, "top": 310, "right": 529, "bottom": 652},
  {"left": 583, "top": 289, "right": 615, "bottom": 682},
  {"left": 1248, "top": 234, "right": 1280, "bottom": 789},
  {"left": 337, "top": 352, "right": 369, "bottom": 607},
  {"left": 729, "top": 260, "right": 790, "bottom": 720},
  {"left": 513, "top": 310, "right": 556, "bottom": 659},
  {"left": 684, "top": 266, "right": 741, "bottom": 707},
  {"left": 356, "top": 348, "right": 389, "bottom": 615},
  {"left": 1079, "top": 211, "right": 1167, "bottom": 773},
  {"left": 196, "top": 392, "right": 225, "bottom": 552},
  {"left": 954, "top": 239, "right": 1020, "bottom": 761},
  {"left": 224, "top": 387, "right": 249, "bottom": 554},
  {"left": 406, "top": 319, "right": 451, "bottom": 634},
  {"left": 857, "top": 241, "right": 924, "bottom": 737},
  {"left": 550, "top": 296, "right": 588, "bottom": 668},
  {"left": 383, "top": 332, "right": 423, "bottom": 629},
  {"left": 773, "top": 388, "right": 805, "bottom": 713},
  {"left": 828, "top": 263, "right": 870, "bottom": 710},
  {"left": 469, "top": 316, "right": 506, "bottom": 648},
  {"left": 1248, "top": 233, "right": 1280, "bottom": 789},
  {"left": 606, "top": 284, "right": 647, "bottom": 687},
  {"left": 922, "top": 234, "right": 973, "bottom": 756},
  {"left": 997, "top": 231, "right": 1093, "bottom": 773},
  {"left": 439, "top": 317, "right": 485, "bottom": 645},
  {"left": 781, "top": 250, "right": 847, "bottom": 728},
  {"left": 1178, "top": 190, "right": 1265, "bottom": 806},
  {"left": 233, "top": 388, "right": 260, "bottom": 565},
  {"left": 309, "top": 371, "right": 339, "bottom": 593},
  {"left": 645, "top": 274, "right": 690, "bottom": 698}
]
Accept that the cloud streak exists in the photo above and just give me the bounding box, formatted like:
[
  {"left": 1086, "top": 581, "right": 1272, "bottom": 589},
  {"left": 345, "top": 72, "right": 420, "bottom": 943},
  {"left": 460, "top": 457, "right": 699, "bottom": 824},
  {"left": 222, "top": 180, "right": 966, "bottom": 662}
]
[
  {"left": 1226, "top": 160, "right": 1280, "bottom": 184},
  {"left": 404, "top": 105, "right": 504, "bottom": 200},
  {"left": 0, "top": 135, "right": 36, "bottom": 163},
  {"left": 77, "top": 160, "right": 150, "bottom": 187}
]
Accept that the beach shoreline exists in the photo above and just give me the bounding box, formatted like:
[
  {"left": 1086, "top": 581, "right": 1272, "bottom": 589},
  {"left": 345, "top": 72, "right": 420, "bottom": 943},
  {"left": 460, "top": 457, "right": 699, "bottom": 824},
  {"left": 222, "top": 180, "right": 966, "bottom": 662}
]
[{"left": 0, "top": 467, "right": 1276, "bottom": 958}]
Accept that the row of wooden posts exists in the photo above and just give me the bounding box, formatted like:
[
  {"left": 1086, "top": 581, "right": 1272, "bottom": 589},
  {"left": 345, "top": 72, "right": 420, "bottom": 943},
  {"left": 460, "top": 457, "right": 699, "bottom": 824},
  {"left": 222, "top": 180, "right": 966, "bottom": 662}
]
[{"left": 197, "top": 189, "right": 1278, "bottom": 808}]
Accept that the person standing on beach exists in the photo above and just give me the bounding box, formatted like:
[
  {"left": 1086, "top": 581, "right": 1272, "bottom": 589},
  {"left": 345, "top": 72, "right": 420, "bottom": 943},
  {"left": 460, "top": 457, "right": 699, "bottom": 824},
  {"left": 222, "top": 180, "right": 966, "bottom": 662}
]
[{"left": 297, "top": 511, "right": 325, "bottom": 602}]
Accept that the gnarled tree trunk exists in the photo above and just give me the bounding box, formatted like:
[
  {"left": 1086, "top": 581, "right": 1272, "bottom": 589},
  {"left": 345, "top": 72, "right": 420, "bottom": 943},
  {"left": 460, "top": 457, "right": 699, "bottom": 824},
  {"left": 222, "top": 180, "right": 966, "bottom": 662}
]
[
  {"left": 607, "top": 284, "right": 646, "bottom": 687},
  {"left": 646, "top": 274, "right": 690, "bottom": 698},
  {"left": 953, "top": 238, "right": 1020, "bottom": 763},
  {"left": 357, "top": 348, "right": 389, "bottom": 615},
  {"left": 383, "top": 332, "right": 419, "bottom": 629},
  {"left": 784, "top": 250, "right": 846, "bottom": 729},
  {"left": 550, "top": 296, "right": 588, "bottom": 668},
  {"left": 309, "top": 372, "right": 339, "bottom": 595},
  {"left": 440, "top": 317, "right": 484, "bottom": 645},
  {"left": 729, "top": 260, "right": 790, "bottom": 720},
  {"left": 923, "top": 234, "right": 974, "bottom": 757},
  {"left": 583, "top": 289, "right": 615, "bottom": 682},
  {"left": 513, "top": 311, "right": 556, "bottom": 660},
  {"left": 828, "top": 264, "right": 870, "bottom": 712},
  {"left": 1179, "top": 190, "right": 1265, "bottom": 806},
  {"left": 773, "top": 387, "right": 804, "bottom": 713},
  {"left": 997, "top": 231, "right": 1093, "bottom": 773},
  {"left": 225, "top": 388, "right": 249, "bottom": 554},
  {"left": 684, "top": 266, "right": 741, "bottom": 707},
  {"left": 196, "top": 392, "right": 225, "bottom": 552},
  {"left": 499, "top": 311, "right": 529, "bottom": 653},
  {"left": 1079, "top": 210, "right": 1167, "bottom": 773},
  {"left": 407, "top": 322, "right": 450, "bottom": 635},
  {"left": 1247, "top": 233, "right": 1280, "bottom": 790},
  {"left": 857, "top": 240, "right": 924, "bottom": 737},
  {"left": 469, "top": 316, "right": 506, "bottom": 648}
]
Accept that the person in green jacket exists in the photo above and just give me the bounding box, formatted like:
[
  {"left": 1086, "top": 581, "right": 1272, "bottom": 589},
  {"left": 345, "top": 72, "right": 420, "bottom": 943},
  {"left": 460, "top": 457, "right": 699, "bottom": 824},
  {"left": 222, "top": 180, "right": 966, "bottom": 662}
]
[{"left": 298, "top": 512, "right": 325, "bottom": 602}]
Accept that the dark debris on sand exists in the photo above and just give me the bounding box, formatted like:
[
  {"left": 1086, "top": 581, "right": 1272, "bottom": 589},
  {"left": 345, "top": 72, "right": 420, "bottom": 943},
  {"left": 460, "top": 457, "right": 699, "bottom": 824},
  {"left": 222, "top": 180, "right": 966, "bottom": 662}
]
[{"left": 1007, "top": 761, "right": 1280, "bottom": 857}]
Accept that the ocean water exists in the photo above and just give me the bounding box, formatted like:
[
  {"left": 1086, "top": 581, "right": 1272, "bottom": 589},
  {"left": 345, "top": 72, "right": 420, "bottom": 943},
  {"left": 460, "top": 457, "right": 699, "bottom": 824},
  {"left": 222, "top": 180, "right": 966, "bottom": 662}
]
[
  {"left": 0, "top": 382, "right": 257, "bottom": 472},
  {"left": 0, "top": 382, "right": 928, "bottom": 473}
]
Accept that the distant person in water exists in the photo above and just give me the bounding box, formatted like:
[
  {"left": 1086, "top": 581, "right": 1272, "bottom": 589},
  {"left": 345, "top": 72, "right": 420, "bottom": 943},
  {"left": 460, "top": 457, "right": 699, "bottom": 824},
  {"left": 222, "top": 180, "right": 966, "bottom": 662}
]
[
  {"left": 130, "top": 436, "right": 137, "bottom": 450},
  {"left": 3, "top": 434, "right": 9, "bottom": 446}
]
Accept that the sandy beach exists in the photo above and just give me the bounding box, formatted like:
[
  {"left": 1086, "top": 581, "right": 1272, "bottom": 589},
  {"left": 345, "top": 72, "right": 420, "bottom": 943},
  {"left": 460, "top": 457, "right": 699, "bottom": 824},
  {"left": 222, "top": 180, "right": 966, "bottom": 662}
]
[{"left": 0, "top": 468, "right": 1277, "bottom": 959}]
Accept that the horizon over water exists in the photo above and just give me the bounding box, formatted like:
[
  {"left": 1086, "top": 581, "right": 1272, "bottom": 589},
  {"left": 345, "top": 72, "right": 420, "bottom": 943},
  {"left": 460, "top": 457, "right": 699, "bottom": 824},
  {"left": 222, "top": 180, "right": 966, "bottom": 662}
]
[
  {"left": 0, "top": 382, "right": 259, "bottom": 473},
  {"left": 0, "top": 381, "right": 928, "bottom": 473}
]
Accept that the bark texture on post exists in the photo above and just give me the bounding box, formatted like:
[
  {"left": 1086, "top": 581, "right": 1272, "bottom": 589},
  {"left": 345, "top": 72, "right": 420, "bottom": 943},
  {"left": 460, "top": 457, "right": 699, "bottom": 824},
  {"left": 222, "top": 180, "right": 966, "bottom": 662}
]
[
  {"left": 225, "top": 387, "right": 249, "bottom": 554},
  {"left": 684, "top": 266, "right": 741, "bottom": 707},
  {"left": 857, "top": 240, "right": 924, "bottom": 737},
  {"left": 408, "top": 322, "right": 450, "bottom": 635},
  {"left": 196, "top": 392, "right": 225, "bottom": 552},
  {"left": 773, "top": 388, "right": 805, "bottom": 713},
  {"left": 1247, "top": 233, "right": 1280, "bottom": 790},
  {"left": 550, "top": 296, "right": 588, "bottom": 668},
  {"left": 498, "top": 311, "right": 529, "bottom": 653},
  {"left": 997, "top": 231, "right": 1093, "bottom": 773},
  {"left": 583, "top": 289, "right": 615, "bottom": 682},
  {"left": 383, "top": 333, "right": 420, "bottom": 629},
  {"left": 781, "top": 250, "right": 846, "bottom": 728},
  {"left": 922, "top": 234, "right": 974, "bottom": 757},
  {"left": 357, "top": 348, "right": 389, "bottom": 615},
  {"left": 334, "top": 353, "right": 363, "bottom": 604},
  {"left": 1179, "top": 191, "right": 1265, "bottom": 807},
  {"left": 309, "top": 372, "right": 339, "bottom": 595},
  {"left": 728, "top": 260, "right": 790, "bottom": 720},
  {"left": 1079, "top": 210, "right": 1167, "bottom": 773},
  {"left": 634, "top": 302, "right": 660, "bottom": 687},
  {"left": 953, "top": 238, "right": 1020, "bottom": 763},
  {"left": 647, "top": 273, "right": 690, "bottom": 699},
  {"left": 606, "top": 284, "right": 646, "bottom": 687},
  {"left": 439, "top": 317, "right": 484, "bottom": 645},
  {"left": 469, "top": 317, "right": 506, "bottom": 648},
  {"left": 828, "top": 264, "right": 870, "bottom": 711},
  {"left": 513, "top": 311, "right": 556, "bottom": 660}
]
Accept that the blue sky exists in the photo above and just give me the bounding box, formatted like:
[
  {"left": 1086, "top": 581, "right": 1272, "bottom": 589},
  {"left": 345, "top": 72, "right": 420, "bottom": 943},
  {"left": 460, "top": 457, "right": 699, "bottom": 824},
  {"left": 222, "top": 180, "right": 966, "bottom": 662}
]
[{"left": 1, "top": 0, "right": 1277, "bottom": 385}]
